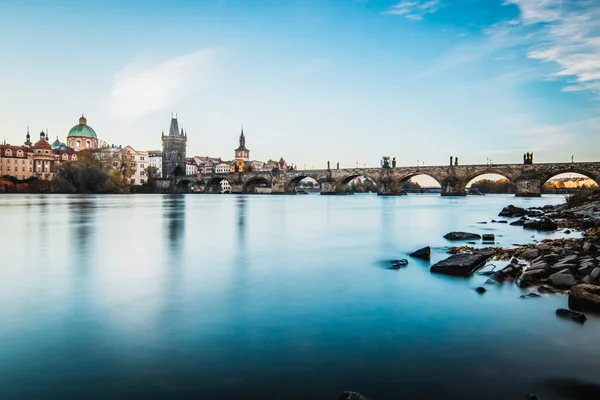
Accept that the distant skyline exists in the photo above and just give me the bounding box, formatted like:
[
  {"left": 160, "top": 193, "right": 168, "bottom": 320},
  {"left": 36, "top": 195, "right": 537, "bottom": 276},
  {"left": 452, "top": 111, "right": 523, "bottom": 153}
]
[{"left": 1, "top": 0, "right": 599, "bottom": 168}]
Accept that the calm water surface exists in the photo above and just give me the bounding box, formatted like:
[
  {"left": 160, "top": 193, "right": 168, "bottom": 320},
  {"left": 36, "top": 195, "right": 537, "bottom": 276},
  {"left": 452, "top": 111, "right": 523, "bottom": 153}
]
[{"left": 1, "top": 194, "right": 599, "bottom": 400}]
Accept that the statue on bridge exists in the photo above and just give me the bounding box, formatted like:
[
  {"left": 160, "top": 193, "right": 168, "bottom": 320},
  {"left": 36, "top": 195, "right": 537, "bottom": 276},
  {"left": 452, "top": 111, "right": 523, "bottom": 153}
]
[
  {"left": 337, "top": 162, "right": 339, "bottom": 169},
  {"left": 524, "top": 152, "right": 534, "bottom": 165},
  {"left": 381, "top": 156, "right": 391, "bottom": 169},
  {"left": 454, "top": 157, "right": 458, "bottom": 166},
  {"left": 450, "top": 156, "right": 453, "bottom": 166},
  {"left": 392, "top": 157, "right": 396, "bottom": 168},
  {"left": 327, "top": 161, "right": 330, "bottom": 170}
]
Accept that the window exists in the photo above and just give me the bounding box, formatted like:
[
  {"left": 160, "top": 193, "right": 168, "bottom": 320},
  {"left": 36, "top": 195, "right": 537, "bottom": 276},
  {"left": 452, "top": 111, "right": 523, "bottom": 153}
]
[
  {"left": 140, "top": 170, "right": 145, "bottom": 175},
  {"left": 21, "top": 159, "right": 25, "bottom": 164},
  {"left": 45, "top": 150, "right": 49, "bottom": 154},
  {"left": 7, "top": 167, "right": 10, "bottom": 172},
  {"left": 62, "top": 154, "right": 68, "bottom": 160},
  {"left": 5, "top": 149, "right": 12, "bottom": 157},
  {"left": 131, "top": 179, "right": 135, "bottom": 184},
  {"left": 17, "top": 150, "right": 23, "bottom": 157},
  {"left": 86, "top": 140, "right": 91, "bottom": 148},
  {"left": 29, "top": 168, "right": 32, "bottom": 172},
  {"left": 72, "top": 155, "right": 77, "bottom": 161},
  {"left": 140, "top": 179, "right": 145, "bottom": 184},
  {"left": 22, "top": 167, "right": 25, "bottom": 172},
  {"left": 140, "top": 164, "right": 144, "bottom": 168},
  {"left": 140, "top": 156, "right": 145, "bottom": 161}
]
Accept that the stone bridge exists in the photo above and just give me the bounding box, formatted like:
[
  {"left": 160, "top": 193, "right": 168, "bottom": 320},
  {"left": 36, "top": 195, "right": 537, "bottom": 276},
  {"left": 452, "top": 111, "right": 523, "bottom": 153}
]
[{"left": 178, "top": 162, "right": 600, "bottom": 197}]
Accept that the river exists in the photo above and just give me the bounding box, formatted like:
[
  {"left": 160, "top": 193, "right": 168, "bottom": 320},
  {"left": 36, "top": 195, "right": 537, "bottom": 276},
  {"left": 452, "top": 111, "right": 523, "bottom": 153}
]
[{"left": 0, "top": 194, "right": 598, "bottom": 399}]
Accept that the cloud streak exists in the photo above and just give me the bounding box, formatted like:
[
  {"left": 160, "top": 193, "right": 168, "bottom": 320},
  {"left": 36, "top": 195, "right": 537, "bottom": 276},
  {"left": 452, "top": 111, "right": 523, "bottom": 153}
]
[
  {"left": 505, "top": 0, "right": 600, "bottom": 95},
  {"left": 106, "top": 48, "right": 220, "bottom": 122},
  {"left": 383, "top": 0, "right": 440, "bottom": 20}
]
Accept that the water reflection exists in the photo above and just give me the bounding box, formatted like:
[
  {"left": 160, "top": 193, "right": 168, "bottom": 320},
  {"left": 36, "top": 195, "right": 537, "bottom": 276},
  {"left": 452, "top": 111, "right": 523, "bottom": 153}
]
[
  {"left": 69, "top": 196, "right": 96, "bottom": 267},
  {"left": 163, "top": 195, "right": 186, "bottom": 257}
]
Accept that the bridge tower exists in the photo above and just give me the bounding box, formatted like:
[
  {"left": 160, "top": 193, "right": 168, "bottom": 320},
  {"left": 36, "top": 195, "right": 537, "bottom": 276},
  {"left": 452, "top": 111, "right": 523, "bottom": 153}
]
[{"left": 162, "top": 115, "right": 187, "bottom": 179}]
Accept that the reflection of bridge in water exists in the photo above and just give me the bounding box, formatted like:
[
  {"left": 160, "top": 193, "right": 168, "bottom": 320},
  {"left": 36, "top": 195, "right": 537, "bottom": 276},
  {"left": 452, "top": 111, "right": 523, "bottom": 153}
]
[{"left": 175, "top": 162, "right": 600, "bottom": 197}]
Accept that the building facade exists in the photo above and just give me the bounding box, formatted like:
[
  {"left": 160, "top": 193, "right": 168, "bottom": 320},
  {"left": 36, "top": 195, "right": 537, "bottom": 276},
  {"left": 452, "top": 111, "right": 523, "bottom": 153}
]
[
  {"left": 67, "top": 115, "right": 99, "bottom": 151},
  {"left": 215, "top": 163, "right": 231, "bottom": 173},
  {"left": 0, "top": 144, "right": 32, "bottom": 180},
  {"left": 148, "top": 150, "right": 163, "bottom": 178},
  {"left": 161, "top": 116, "right": 187, "bottom": 179},
  {"left": 124, "top": 146, "right": 149, "bottom": 185},
  {"left": 186, "top": 158, "right": 198, "bottom": 176},
  {"left": 231, "top": 128, "right": 251, "bottom": 172}
]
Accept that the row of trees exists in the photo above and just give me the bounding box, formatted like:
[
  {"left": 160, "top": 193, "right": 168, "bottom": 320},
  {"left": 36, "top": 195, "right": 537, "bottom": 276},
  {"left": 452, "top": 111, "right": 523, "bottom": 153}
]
[
  {"left": 469, "top": 178, "right": 514, "bottom": 194},
  {"left": 53, "top": 150, "right": 138, "bottom": 193}
]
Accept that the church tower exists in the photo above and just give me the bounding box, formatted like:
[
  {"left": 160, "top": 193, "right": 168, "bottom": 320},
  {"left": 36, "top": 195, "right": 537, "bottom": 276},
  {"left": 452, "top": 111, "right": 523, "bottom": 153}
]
[
  {"left": 234, "top": 126, "right": 249, "bottom": 161},
  {"left": 161, "top": 114, "right": 187, "bottom": 179}
]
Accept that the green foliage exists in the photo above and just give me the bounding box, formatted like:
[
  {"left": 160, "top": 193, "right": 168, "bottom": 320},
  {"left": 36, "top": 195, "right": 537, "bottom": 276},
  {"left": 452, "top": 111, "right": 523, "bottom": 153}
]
[
  {"left": 402, "top": 180, "right": 421, "bottom": 191},
  {"left": 470, "top": 179, "right": 514, "bottom": 194},
  {"left": 565, "top": 189, "right": 600, "bottom": 209}
]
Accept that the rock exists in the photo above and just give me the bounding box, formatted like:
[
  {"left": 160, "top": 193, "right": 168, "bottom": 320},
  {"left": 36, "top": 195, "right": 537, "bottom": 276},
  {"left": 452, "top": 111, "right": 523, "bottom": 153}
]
[
  {"left": 430, "top": 251, "right": 493, "bottom": 276},
  {"left": 510, "top": 217, "right": 529, "bottom": 226},
  {"left": 521, "top": 248, "right": 540, "bottom": 260},
  {"left": 537, "top": 244, "right": 552, "bottom": 252},
  {"left": 549, "top": 271, "right": 578, "bottom": 289},
  {"left": 485, "top": 279, "right": 496, "bottom": 285},
  {"left": 443, "top": 232, "right": 482, "bottom": 241},
  {"left": 496, "top": 220, "right": 508, "bottom": 224},
  {"left": 538, "top": 286, "right": 559, "bottom": 294},
  {"left": 520, "top": 293, "right": 541, "bottom": 299},
  {"left": 499, "top": 205, "right": 526, "bottom": 217},
  {"left": 526, "top": 394, "right": 540, "bottom": 400},
  {"left": 526, "top": 209, "right": 544, "bottom": 217},
  {"left": 529, "top": 262, "right": 549, "bottom": 271},
  {"left": 409, "top": 246, "right": 431, "bottom": 260},
  {"left": 388, "top": 259, "right": 408, "bottom": 269},
  {"left": 564, "top": 229, "right": 571, "bottom": 234},
  {"left": 556, "top": 308, "right": 587, "bottom": 323},
  {"left": 582, "top": 276, "right": 591, "bottom": 284},
  {"left": 583, "top": 242, "right": 592, "bottom": 252},
  {"left": 523, "top": 217, "right": 558, "bottom": 231},
  {"left": 482, "top": 234, "right": 495, "bottom": 242},
  {"left": 569, "top": 284, "right": 600, "bottom": 312},
  {"left": 549, "top": 263, "right": 577, "bottom": 272},
  {"left": 543, "top": 254, "right": 559, "bottom": 264},
  {"left": 337, "top": 391, "right": 370, "bottom": 400},
  {"left": 591, "top": 267, "right": 600, "bottom": 281},
  {"left": 522, "top": 268, "right": 551, "bottom": 280},
  {"left": 501, "top": 264, "right": 523, "bottom": 279},
  {"left": 476, "top": 221, "right": 487, "bottom": 224},
  {"left": 552, "top": 247, "right": 563, "bottom": 254},
  {"left": 475, "top": 287, "right": 486, "bottom": 294}
]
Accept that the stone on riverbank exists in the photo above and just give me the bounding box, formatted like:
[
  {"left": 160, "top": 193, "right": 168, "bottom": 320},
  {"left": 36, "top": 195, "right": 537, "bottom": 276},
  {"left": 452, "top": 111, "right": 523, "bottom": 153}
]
[
  {"left": 475, "top": 287, "right": 486, "bottom": 294},
  {"left": 431, "top": 251, "right": 493, "bottom": 276},
  {"left": 499, "top": 205, "right": 525, "bottom": 217},
  {"left": 523, "top": 217, "right": 558, "bottom": 231},
  {"left": 556, "top": 308, "right": 587, "bottom": 323},
  {"left": 409, "top": 246, "right": 431, "bottom": 260},
  {"left": 520, "top": 248, "right": 540, "bottom": 260},
  {"left": 443, "top": 232, "right": 482, "bottom": 241},
  {"left": 568, "top": 284, "right": 600, "bottom": 312},
  {"left": 482, "top": 234, "right": 495, "bottom": 242},
  {"left": 549, "top": 271, "right": 578, "bottom": 289},
  {"left": 510, "top": 216, "right": 529, "bottom": 226}
]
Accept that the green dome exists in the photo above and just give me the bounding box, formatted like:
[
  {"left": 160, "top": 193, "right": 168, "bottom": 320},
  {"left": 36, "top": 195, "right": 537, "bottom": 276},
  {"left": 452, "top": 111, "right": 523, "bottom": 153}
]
[{"left": 68, "top": 116, "right": 97, "bottom": 139}]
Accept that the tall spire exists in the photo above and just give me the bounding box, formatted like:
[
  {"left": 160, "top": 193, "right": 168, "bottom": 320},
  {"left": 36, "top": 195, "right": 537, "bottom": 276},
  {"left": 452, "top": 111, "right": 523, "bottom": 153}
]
[
  {"left": 239, "top": 125, "right": 245, "bottom": 148},
  {"left": 168, "top": 115, "right": 180, "bottom": 136}
]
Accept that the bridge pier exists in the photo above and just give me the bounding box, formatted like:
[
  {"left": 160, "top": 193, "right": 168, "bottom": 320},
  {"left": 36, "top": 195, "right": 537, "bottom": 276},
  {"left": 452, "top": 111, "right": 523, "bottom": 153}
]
[
  {"left": 441, "top": 177, "right": 466, "bottom": 196},
  {"left": 320, "top": 181, "right": 339, "bottom": 195},
  {"left": 515, "top": 178, "right": 542, "bottom": 197},
  {"left": 377, "top": 179, "right": 403, "bottom": 196},
  {"left": 230, "top": 182, "right": 244, "bottom": 194}
]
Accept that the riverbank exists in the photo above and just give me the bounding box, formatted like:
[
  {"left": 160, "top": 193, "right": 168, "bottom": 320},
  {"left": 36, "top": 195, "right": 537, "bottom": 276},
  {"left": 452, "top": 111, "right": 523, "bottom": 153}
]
[{"left": 433, "top": 191, "right": 600, "bottom": 321}]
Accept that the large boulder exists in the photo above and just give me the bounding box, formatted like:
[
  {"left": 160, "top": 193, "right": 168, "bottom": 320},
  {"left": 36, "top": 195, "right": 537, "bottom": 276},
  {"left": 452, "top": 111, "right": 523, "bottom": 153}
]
[
  {"left": 431, "top": 251, "right": 493, "bottom": 277},
  {"left": 591, "top": 267, "right": 600, "bottom": 282},
  {"left": 510, "top": 216, "right": 529, "bottom": 226},
  {"left": 569, "top": 284, "right": 600, "bottom": 312},
  {"left": 523, "top": 217, "right": 558, "bottom": 231},
  {"left": 556, "top": 308, "right": 587, "bottom": 323},
  {"left": 443, "top": 232, "right": 482, "bottom": 241},
  {"left": 549, "top": 270, "right": 578, "bottom": 289},
  {"left": 520, "top": 248, "right": 540, "bottom": 260},
  {"left": 499, "top": 205, "right": 526, "bottom": 217},
  {"left": 409, "top": 246, "right": 431, "bottom": 260}
]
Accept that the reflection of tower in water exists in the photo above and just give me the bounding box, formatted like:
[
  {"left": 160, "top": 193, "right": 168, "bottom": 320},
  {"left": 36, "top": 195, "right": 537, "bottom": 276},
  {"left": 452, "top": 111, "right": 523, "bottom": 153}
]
[
  {"left": 164, "top": 195, "right": 186, "bottom": 259},
  {"left": 380, "top": 197, "right": 396, "bottom": 255},
  {"left": 236, "top": 196, "right": 247, "bottom": 248}
]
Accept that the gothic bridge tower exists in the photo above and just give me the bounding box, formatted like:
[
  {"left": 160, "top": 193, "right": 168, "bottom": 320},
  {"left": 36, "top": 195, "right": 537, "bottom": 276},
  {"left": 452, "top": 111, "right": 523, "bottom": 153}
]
[{"left": 162, "top": 114, "right": 187, "bottom": 179}]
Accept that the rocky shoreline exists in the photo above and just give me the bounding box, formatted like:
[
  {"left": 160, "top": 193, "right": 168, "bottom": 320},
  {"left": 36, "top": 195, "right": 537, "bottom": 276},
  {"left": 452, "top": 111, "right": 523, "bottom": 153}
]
[{"left": 426, "top": 193, "right": 600, "bottom": 322}]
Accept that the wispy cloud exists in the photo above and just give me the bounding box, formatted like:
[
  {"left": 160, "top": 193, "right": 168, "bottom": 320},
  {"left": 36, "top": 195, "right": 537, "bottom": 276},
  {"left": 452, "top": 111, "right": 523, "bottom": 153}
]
[
  {"left": 504, "top": 0, "right": 600, "bottom": 95},
  {"left": 383, "top": 0, "right": 440, "bottom": 20},
  {"left": 106, "top": 48, "right": 220, "bottom": 122}
]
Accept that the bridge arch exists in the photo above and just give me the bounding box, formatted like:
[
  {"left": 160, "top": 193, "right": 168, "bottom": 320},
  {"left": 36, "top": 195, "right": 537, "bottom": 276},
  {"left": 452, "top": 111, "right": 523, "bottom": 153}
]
[
  {"left": 285, "top": 175, "right": 320, "bottom": 194},
  {"left": 540, "top": 168, "right": 599, "bottom": 188},
  {"left": 205, "top": 177, "right": 231, "bottom": 194},
  {"left": 542, "top": 171, "right": 599, "bottom": 194},
  {"left": 336, "top": 174, "right": 379, "bottom": 194},
  {"left": 464, "top": 172, "right": 515, "bottom": 194},
  {"left": 243, "top": 176, "right": 272, "bottom": 194},
  {"left": 397, "top": 173, "right": 443, "bottom": 194}
]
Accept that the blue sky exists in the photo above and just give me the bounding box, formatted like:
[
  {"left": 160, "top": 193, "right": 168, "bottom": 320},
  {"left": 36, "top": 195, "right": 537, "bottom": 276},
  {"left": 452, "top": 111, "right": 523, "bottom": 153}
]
[{"left": 1, "top": 0, "right": 599, "bottom": 168}]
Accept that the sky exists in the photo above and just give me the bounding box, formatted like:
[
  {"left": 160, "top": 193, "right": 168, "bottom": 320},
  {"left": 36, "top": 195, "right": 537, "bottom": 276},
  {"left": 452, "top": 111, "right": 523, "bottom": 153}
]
[{"left": 1, "top": 0, "right": 599, "bottom": 169}]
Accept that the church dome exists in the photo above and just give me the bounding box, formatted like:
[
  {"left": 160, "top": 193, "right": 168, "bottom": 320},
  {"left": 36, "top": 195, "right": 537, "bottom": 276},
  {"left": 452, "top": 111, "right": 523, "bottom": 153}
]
[{"left": 68, "top": 115, "right": 97, "bottom": 139}]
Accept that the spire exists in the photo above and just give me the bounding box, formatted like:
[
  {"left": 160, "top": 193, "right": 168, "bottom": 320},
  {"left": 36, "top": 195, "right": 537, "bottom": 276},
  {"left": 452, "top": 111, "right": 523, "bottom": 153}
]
[
  {"left": 239, "top": 125, "right": 245, "bottom": 148},
  {"left": 168, "top": 115, "right": 179, "bottom": 136}
]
